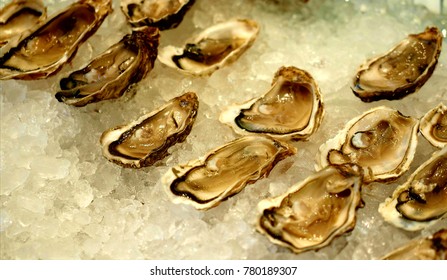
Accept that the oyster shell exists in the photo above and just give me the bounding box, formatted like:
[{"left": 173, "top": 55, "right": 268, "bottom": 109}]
[
  {"left": 381, "top": 228, "right": 447, "bottom": 260},
  {"left": 120, "top": 0, "right": 195, "bottom": 30},
  {"left": 257, "top": 165, "right": 363, "bottom": 254},
  {"left": 162, "top": 135, "right": 295, "bottom": 210},
  {"left": 379, "top": 147, "right": 447, "bottom": 231},
  {"left": 352, "top": 27, "right": 442, "bottom": 102},
  {"left": 420, "top": 103, "right": 447, "bottom": 148},
  {"left": 317, "top": 106, "right": 419, "bottom": 183},
  {"left": 55, "top": 26, "right": 160, "bottom": 107},
  {"left": 219, "top": 66, "right": 324, "bottom": 141},
  {"left": 158, "top": 19, "right": 259, "bottom": 76},
  {"left": 100, "top": 92, "right": 199, "bottom": 168},
  {"left": 0, "top": 0, "right": 112, "bottom": 80}
]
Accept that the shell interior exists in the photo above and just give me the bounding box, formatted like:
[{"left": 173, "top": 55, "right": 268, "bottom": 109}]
[{"left": 420, "top": 103, "right": 447, "bottom": 148}]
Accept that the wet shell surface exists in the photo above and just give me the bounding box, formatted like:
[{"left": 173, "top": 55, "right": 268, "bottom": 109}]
[
  {"left": 100, "top": 92, "right": 199, "bottom": 168},
  {"left": 55, "top": 26, "right": 160, "bottom": 107},
  {"left": 352, "top": 27, "right": 442, "bottom": 102},
  {"left": 219, "top": 66, "right": 324, "bottom": 141},
  {"left": 257, "top": 165, "right": 363, "bottom": 254},
  {"left": 420, "top": 103, "right": 447, "bottom": 148},
  {"left": 158, "top": 18, "right": 259, "bottom": 76},
  {"left": 0, "top": 0, "right": 112, "bottom": 80},
  {"left": 378, "top": 147, "right": 447, "bottom": 231},
  {"left": 162, "top": 135, "right": 296, "bottom": 210},
  {"left": 317, "top": 106, "right": 419, "bottom": 183}
]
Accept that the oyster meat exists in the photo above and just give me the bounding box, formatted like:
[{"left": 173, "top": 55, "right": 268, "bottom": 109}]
[
  {"left": 55, "top": 26, "right": 160, "bottom": 107},
  {"left": 257, "top": 165, "right": 363, "bottom": 254},
  {"left": 220, "top": 66, "right": 324, "bottom": 141},
  {"left": 158, "top": 19, "right": 259, "bottom": 76},
  {"left": 120, "top": 0, "right": 195, "bottom": 30},
  {"left": 379, "top": 147, "right": 447, "bottom": 231},
  {"left": 381, "top": 228, "right": 447, "bottom": 260},
  {"left": 100, "top": 92, "right": 199, "bottom": 168},
  {"left": 317, "top": 106, "right": 419, "bottom": 183},
  {"left": 0, "top": 0, "right": 112, "bottom": 80},
  {"left": 352, "top": 27, "right": 442, "bottom": 102},
  {"left": 162, "top": 135, "right": 295, "bottom": 210},
  {"left": 420, "top": 103, "right": 447, "bottom": 148}
]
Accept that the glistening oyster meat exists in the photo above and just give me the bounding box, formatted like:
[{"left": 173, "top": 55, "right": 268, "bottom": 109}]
[
  {"left": 100, "top": 92, "right": 198, "bottom": 168},
  {"left": 0, "top": 0, "right": 112, "bottom": 80},
  {"left": 257, "top": 165, "right": 363, "bottom": 254},
  {"left": 381, "top": 228, "right": 447, "bottom": 260},
  {"left": 317, "top": 106, "right": 419, "bottom": 183},
  {"left": 220, "top": 66, "right": 324, "bottom": 141},
  {"left": 158, "top": 19, "right": 259, "bottom": 76},
  {"left": 55, "top": 26, "right": 160, "bottom": 107},
  {"left": 162, "top": 135, "right": 295, "bottom": 210},
  {"left": 420, "top": 103, "right": 447, "bottom": 148},
  {"left": 352, "top": 27, "right": 442, "bottom": 102},
  {"left": 120, "top": 0, "right": 195, "bottom": 30},
  {"left": 379, "top": 147, "right": 447, "bottom": 231}
]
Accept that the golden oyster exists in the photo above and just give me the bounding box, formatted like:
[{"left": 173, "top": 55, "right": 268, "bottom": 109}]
[
  {"left": 120, "top": 0, "right": 195, "bottom": 30},
  {"left": 257, "top": 165, "right": 363, "bottom": 254},
  {"left": 219, "top": 66, "right": 324, "bottom": 141},
  {"left": 158, "top": 18, "right": 259, "bottom": 76},
  {"left": 381, "top": 228, "right": 447, "bottom": 260},
  {"left": 162, "top": 135, "right": 295, "bottom": 210},
  {"left": 55, "top": 26, "right": 160, "bottom": 107},
  {"left": 0, "top": 0, "right": 112, "bottom": 80},
  {"left": 379, "top": 147, "right": 447, "bottom": 231},
  {"left": 352, "top": 27, "right": 442, "bottom": 102},
  {"left": 100, "top": 92, "right": 199, "bottom": 168},
  {"left": 317, "top": 106, "right": 419, "bottom": 183},
  {"left": 420, "top": 103, "right": 447, "bottom": 149}
]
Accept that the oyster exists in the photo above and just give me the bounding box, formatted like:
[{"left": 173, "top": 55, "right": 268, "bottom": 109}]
[
  {"left": 100, "top": 92, "right": 199, "bottom": 168},
  {"left": 162, "top": 135, "right": 295, "bottom": 210},
  {"left": 420, "top": 103, "right": 447, "bottom": 148},
  {"left": 257, "top": 165, "right": 363, "bottom": 254},
  {"left": 381, "top": 228, "right": 447, "bottom": 260},
  {"left": 0, "top": 0, "right": 112, "bottom": 80},
  {"left": 352, "top": 27, "right": 442, "bottom": 102},
  {"left": 120, "top": 0, "right": 195, "bottom": 30},
  {"left": 219, "top": 66, "right": 324, "bottom": 141},
  {"left": 55, "top": 26, "right": 160, "bottom": 107},
  {"left": 317, "top": 106, "right": 419, "bottom": 183},
  {"left": 379, "top": 147, "right": 447, "bottom": 231},
  {"left": 158, "top": 19, "right": 259, "bottom": 76}
]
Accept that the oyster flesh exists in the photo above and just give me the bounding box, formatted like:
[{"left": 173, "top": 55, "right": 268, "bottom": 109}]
[
  {"left": 352, "top": 27, "right": 442, "bottom": 102},
  {"left": 55, "top": 26, "right": 160, "bottom": 107},
  {"left": 379, "top": 147, "right": 447, "bottom": 231},
  {"left": 220, "top": 66, "right": 324, "bottom": 141},
  {"left": 158, "top": 19, "right": 259, "bottom": 76},
  {"left": 0, "top": 0, "right": 112, "bottom": 80},
  {"left": 257, "top": 165, "right": 363, "bottom": 254},
  {"left": 162, "top": 135, "right": 295, "bottom": 210},
  {"left": 100, "top": 92, "right": 199, "bottom": 168},
  {"left": 420, "top": 103, "right": 447, "bottom": 149},
  {"left": 317, "top": 106, "right": 419, "bottom": 183},
  {"left": 120, "top": 0, "right": 195, "bottom": 30},
  {"left": 381, "top": 228, "right": 447, "bottom": 260}
]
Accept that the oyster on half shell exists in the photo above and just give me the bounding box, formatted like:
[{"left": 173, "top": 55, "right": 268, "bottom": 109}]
[
  {"left": 220, "top": 66, "right": 324, "bottom": 141},
  {"left": 420, "top": 103, "right": 447, "bottom": 148},
  {"left": 120, "top": 0, "right": 195, "bottom": 30},
  {"left": 0, "top": 0, "right": 112, "bottom": 80},
  {"left": 158, "top": 19, "right": 259, "bottom": 76},
  {"left": 257, "top": 165, "right": 363, "bottom": 254},
  {"left": 55, "top": 26, "right": 160, "bottom": 107},
  {"left": 100, "top": 92, "right": 199, "bottom": 168},
  {"left": 162, "top": 135, "right": 296, "bottom": 210},
  {"left": 379, "top": 147, "right": 447, "bottom": 231},
  {"left": 317, "top": 106, "right": 419, "bottom": 183},
  {"left": 352, "top": 27, "right": 442, "bottom": 102}
]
